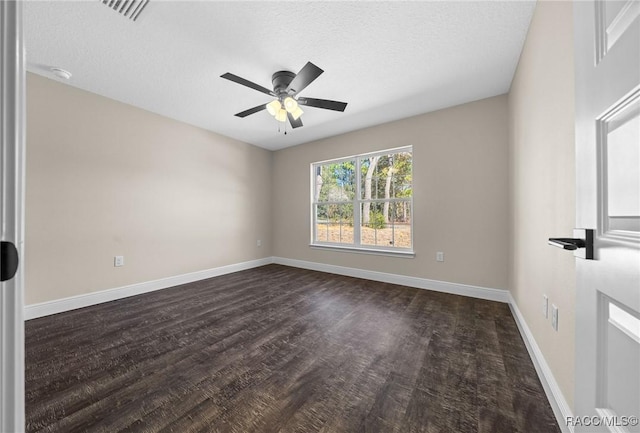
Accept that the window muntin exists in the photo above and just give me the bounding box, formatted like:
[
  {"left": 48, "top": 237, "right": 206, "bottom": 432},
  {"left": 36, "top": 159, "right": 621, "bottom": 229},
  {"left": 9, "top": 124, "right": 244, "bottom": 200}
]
[{"left": 312, "top": 147, "right": 413, "bottom": 252}]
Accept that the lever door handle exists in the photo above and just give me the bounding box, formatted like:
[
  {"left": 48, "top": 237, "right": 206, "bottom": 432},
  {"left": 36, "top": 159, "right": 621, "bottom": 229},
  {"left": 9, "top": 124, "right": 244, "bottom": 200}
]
[
  {"left": 548, "top": 238, "right": 585, "bottom": 250},
  {"left": 548, "top": 229, "right": 594, "bottom": 259},
  {"left": 1, "top": 241, "right": 19, "bottom": 282}
]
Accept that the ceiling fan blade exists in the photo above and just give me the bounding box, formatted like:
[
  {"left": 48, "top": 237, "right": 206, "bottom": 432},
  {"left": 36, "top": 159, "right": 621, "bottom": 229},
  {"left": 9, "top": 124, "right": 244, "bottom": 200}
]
[
  {"left": 298, "top": 97, "right": 348, "bottom": 112},
  {"left": 235, "top": 104, "right": 267, "bottom": 118},
  {"left": 286, "top": 62, "right": 323, "bottom": 94},
  {"left": 221, "top": 73, "right": 276, "bottom": 97},
  {"left": 288, "top": 112, "right": 303, "bottom": 129}
]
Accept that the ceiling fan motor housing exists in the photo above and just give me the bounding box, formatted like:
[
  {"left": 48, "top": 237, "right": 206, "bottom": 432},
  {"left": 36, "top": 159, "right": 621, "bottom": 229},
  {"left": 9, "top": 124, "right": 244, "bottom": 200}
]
[{"left": 272, "top": 70, "right": 296, "bottom": 97}]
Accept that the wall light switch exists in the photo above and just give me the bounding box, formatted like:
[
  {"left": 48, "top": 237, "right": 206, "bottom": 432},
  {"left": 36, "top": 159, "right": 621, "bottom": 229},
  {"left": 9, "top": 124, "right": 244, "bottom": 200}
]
[
  {"left": 543, "top": 295, "right": 549, "bottom": 318},
  {"left": 114, "top": 256, "right": 124, "bottom": 267},
  {"left": 436, "top": 252, "right": 444, "bottom": 262},
  {"left": 551, "top": 304, "right": 558, "bottom": 331}
]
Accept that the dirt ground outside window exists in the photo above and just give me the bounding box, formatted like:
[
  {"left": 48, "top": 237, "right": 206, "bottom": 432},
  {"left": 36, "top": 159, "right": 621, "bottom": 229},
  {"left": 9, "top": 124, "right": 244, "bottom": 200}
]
[{"left": 315, "top": 224, "right": 411, "bottom": 248}]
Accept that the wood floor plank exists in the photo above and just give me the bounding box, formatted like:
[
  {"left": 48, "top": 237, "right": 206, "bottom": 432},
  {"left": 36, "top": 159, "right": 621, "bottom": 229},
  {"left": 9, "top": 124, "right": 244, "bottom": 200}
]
[
  {"left": 475, "top": 317, "right": 519, "bottom": 433},
  {"left": 26, "top": 264, "right": 561, "bottom": 433}
]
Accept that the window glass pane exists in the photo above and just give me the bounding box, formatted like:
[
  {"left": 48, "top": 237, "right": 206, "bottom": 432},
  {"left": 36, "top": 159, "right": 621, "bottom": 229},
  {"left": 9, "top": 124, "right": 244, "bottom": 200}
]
[
  {"left": 315, "top": 203, "right": 354, "bottom": 244},
  {"left": 390, "top": 201, "right": 412, "bottom": 248},
  {"left": 315, "top": 204, "right": 330, "bottom": 242},
  {"left": 361, "top": 155, "right": 381, "bottom": 200},
  {"left": 361, "top": 152, "right": 412, "bottom": 201},
  {"left": 361, "top": 201, "right": 412, "bottom": 248},
  {"left": 393, "top": 152, "right": 413, "bottom": 198},
  {"left": 361, "top": 202, "right": 392, "bottom": 247},
  {"left": 315, "top": 160, "right": 356, "bottom": 203},
  {"left": 338, "top": 203, "right": 354, "bottom": 244}
]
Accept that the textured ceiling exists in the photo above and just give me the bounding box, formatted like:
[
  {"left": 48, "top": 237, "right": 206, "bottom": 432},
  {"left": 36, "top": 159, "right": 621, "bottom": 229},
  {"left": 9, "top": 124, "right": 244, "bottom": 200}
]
[{"left": 25, "top": 1, "right": 535, "bottom": 151}]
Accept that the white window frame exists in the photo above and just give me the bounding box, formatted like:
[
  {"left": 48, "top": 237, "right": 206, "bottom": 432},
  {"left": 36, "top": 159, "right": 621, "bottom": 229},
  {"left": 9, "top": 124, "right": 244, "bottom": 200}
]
[{"left": 310, "top": 146, "right": 414, "bottom": 257}]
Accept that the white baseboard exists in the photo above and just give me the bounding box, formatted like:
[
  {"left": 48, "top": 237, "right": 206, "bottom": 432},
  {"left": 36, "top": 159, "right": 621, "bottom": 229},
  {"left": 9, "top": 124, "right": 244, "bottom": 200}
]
[
  {"left": 508, "top": 293, "right": 574, "bottom": 433},
  {"left": 272, "top": 256, "right": 510, "bottom": 303},
  {"left": 24, "top": 257, "right": 274, "bottom": 320}
]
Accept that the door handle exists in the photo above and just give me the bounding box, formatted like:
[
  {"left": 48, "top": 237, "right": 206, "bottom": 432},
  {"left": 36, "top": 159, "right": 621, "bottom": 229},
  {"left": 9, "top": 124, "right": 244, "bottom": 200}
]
[
  {"left": 1, "top": 241, "right": 19, "bottom": 281},
  {"left": 548, "top": 238, "right": 585, "bottom": 250},
  {"left": 548, "top": 229, "right": 594, "bottom": 259}
]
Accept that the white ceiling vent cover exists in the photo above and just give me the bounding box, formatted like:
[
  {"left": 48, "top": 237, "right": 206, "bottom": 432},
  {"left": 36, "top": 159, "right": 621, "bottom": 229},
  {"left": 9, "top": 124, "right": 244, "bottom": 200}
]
[{"left": 101, "top": 0, "right": 149, "bottom": 21}]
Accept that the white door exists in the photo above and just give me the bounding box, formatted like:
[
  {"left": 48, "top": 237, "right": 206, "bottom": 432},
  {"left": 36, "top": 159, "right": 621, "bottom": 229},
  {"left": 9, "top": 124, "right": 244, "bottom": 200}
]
[
  {"left": 0, "top": 1, "right": 26, "bottom": 432},
  {"left": 574, "top": 1, "right": 640, "bottom": 432}
]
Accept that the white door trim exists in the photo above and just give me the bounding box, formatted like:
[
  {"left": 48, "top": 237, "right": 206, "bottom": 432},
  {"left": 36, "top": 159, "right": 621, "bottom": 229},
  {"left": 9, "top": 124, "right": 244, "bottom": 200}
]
[{"left": 0, "top": 1, "right": 26, "bottom": 431}]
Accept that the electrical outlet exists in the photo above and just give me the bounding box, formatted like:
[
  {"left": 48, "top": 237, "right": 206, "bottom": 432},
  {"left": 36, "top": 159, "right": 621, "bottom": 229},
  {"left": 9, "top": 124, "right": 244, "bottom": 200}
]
[
  {"left": 114, "top": 256, "right": 124, "bottom": 267},
  {"left": 257, "top": 239, "right": 262, "bottom": 247},
  {"left": 551, "top": 304, "right": 558, "bottom": 331},
  {"left": 543, "top": 295, "right": 549, "bottom": 318},
  {"left": 436, "top": 252, "right": 444, "bottom": 262}
]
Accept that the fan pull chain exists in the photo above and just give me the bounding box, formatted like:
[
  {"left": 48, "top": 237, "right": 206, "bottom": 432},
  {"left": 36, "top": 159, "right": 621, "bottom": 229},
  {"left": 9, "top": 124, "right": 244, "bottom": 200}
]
[{"left": 277, "top": 120, "right": 288, "bottom": 135}]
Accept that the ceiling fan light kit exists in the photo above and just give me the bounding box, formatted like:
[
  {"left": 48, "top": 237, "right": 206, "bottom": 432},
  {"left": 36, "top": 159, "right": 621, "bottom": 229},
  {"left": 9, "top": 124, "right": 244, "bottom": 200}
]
[
  {"left": 265, "top": 96, "right": 303, "bottom": 122},
  {"left": 220, "top": 61, "right": 348, "bottom": 131}
]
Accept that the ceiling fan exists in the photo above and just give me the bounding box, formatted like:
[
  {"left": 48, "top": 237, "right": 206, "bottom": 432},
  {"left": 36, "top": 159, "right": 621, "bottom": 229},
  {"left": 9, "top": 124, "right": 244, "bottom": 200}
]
[{"left": 220, "top": 61, "right": 348, "bottom": 130}]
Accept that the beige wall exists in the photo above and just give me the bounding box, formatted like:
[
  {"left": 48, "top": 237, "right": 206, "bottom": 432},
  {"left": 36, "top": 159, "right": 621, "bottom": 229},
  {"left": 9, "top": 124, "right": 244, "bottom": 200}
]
[
  {"left": 26, "top": 73, "right": 272, "bottom": 305},
  {"left": 508, "top": 1, "right": 576, "bottom": 409},
  {"left": 272, "top": 95, "right": 510, "bottom": 290}
]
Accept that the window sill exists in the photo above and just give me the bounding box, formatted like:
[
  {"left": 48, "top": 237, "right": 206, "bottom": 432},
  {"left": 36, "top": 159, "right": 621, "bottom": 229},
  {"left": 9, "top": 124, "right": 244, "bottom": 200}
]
[{"left": 309, "top": 243, "right": 415, "bottom": 258}]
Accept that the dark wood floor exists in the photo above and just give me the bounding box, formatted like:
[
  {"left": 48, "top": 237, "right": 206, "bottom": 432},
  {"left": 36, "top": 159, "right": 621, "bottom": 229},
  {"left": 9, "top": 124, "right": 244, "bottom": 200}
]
[{"left": 25, "top": 264, "right": 560, "bottom": 433}]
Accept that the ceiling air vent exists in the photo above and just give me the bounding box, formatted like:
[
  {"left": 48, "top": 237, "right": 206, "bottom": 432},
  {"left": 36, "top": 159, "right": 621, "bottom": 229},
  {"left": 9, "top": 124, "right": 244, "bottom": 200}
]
[{"left": 101, "top": 0, "right": 149, "bottom": 21}]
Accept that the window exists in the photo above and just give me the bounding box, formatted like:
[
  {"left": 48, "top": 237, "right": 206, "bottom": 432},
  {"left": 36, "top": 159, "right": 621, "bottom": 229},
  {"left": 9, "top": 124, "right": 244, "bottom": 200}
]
[{"left": 311, "top": 147, "right": 413, "bottom": 254}]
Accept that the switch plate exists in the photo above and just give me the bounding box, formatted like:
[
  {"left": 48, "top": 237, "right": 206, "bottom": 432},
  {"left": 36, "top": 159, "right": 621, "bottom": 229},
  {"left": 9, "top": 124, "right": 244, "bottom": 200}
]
[
  {"left": 114, "top": 256, "right": 124, "bottom": 267},
  {"left": 436, "top": 252, "right": 444, "bottom": 262},
  {"left": 257, "top": 239, "right": 262, "bottom": 247},
  {"left": 543, "top": 295, "right": 549, "bottom": 318},
  {"left": 551, "top": 304, "right": 558, "bottom": 331}
]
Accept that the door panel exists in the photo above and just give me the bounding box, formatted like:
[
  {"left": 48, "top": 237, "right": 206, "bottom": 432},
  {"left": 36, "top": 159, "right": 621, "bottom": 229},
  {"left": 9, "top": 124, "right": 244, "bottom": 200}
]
[
  {"left": 596, "top": 0, "right": 640, "bottom": 63},
  {"left": 601, "top": 297, "right": 640, "bottom": 430},
  {"left": 599, "top": 91, "right": 640, "bottom": 236},
  {"left": 575, "top": 1, "right": 640, "bottom": 432}
]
